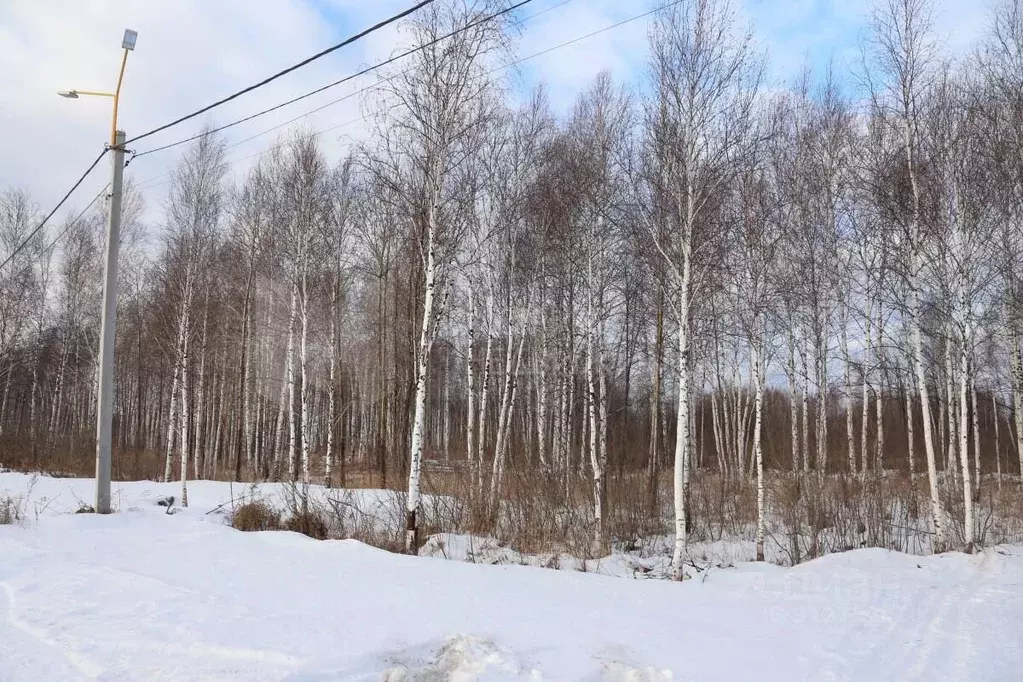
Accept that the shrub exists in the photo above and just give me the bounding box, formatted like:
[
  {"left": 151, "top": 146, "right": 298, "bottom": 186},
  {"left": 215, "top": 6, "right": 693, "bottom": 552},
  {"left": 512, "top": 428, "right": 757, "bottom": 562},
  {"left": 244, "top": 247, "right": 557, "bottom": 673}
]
[
  {"left": 230, "top": 501, "right": 281, "bottom": 532},
  {"left": 283, "top": 510, "right": 329, "bottom": 540}
]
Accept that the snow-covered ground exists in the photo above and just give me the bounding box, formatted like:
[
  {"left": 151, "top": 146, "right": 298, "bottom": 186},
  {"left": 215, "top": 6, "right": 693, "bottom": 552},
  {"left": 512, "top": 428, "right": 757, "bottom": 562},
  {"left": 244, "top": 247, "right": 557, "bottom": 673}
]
[{"left": 1, "top": 472, "right": 1021, "bottom": 680}]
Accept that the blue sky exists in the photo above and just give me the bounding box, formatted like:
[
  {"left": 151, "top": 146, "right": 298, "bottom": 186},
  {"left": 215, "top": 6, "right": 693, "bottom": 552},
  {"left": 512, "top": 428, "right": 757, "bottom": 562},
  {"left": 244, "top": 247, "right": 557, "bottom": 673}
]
[{"left": 0, "top": 0, "right": 993, "bottom": 223}]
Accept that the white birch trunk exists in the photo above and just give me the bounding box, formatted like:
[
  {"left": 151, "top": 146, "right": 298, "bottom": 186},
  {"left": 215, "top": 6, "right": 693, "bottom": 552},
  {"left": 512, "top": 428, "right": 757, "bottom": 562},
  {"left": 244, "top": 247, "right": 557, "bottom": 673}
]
[
  {"left": 326, "top": 280, "right": 337, "bottom": 488},
  {"left": 300, "top": 273, "right": 310, "bottom": 485},
  {"left": 910, "top": 266, "right": 947, "bottom": 550},
  {"left": 751, "top": 324, "right": 766, "bottom": 561},
  {"left": 897, "top": 43, "right": 943, "bottom": 544},
  {"left": 443, "top": 348, "right": 451, "bottom": 459},
  {"left": 180, "top": 327, "right": 191, "bottom": 509},
  {"left": 1010, "top": 329, "right": 1023, "bottom": 481},
  {"left": 711, "top": 383, "right": 725, "bottom": 474},
  {"left": 490, "top": 314, "right": 517, "bottom": 509},
  {"left": 537, "top": 307, "right": 550, "bottom": 470},
  {"left": 406, "top": 196, "right": 442, "bottom": 554},
  {"left": 0, "top": 357, "right": 13, "bottom": 436},
  {"left": 993, "top": 389, "right": 1002, "bottom": 489},
  {"left": 875, "top": 301, "right": 885, "bottom": 470},
  {"left": 193, "top": 296, "right": 209, "bottom": 480},
  {"left": 841, "top": 304, "right": 855, "bottom": 474},
  {"left": 586, "top": 229, "right": 600, "bottom": 544},
  {"left": 787, "top": 328, "right": 800, "bottom": 472},
  {"left": 945, "top": 337, "right": 958, "bottom": 478},
  {"left": 489, "top": 330, "right": 525, "bottom": 511},
  {"left": 816, "top": 335, "right": 828, "bottom": 473},
  {"left": 801, "top": 337, "right": 811, "bottom": 473},
  {"left": 476, "top": 288, "right": 494, "bottom": 494},
  {"left": 861, "top": 300, "right": 873, "bottom": 475},
  {"left": 906, "top": 371, "right": 916, "bottom": 477},
  {"left": 272, "top": 344, "right": 289, "bottom": 478},
  {"left": 213, "top": 352, "right": 227, "bottom": 478},
  {"left": 163, "top": 359, "right": 181, "bottom": 483},
  {"left": 596, "top": 332, "right": 609, "bottom": 550},
  {"left": 466, "top": 306, "right": 476, "bottom": 473},
  {"left": 970, "top": 365, "right": 980, "bottom": 497},
  {"left": 286, "top": 284, "right": 298, "bottom": 482},
  {"left": 671, "top": 221, "right": 693, "bottom": 581},
  {"left": 957, "top": 335, "right": 975, "bottom": 550}
]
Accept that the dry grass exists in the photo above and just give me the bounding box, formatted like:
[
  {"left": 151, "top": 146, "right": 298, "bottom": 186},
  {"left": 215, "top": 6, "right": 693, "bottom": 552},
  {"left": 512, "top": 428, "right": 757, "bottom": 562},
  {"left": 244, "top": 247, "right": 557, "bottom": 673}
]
[
  {"left": 283, "top": 510, "right": 330, "bottom": 540},
  {"left": 0, "top": 437, "right": 164, "bottom": 482},
  {"left": 230, "top": 487, "right": 405, "bottom": 549},
  {"left": 231, "top": 498, "right": 329, "bottom": 540},
  {"left": 10, "top": 440, "right": 1023, "bottom": 566},
  {"left": 409, "top": 468, "right": 1023, "bottom": 565},
  {"left": 230, "top": 501, "right": 281, "bottom": 532}
]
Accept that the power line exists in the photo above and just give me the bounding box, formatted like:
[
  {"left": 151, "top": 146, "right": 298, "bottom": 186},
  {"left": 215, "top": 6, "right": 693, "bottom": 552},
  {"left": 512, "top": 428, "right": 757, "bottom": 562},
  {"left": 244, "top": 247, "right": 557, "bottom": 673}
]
[
  {"left": 218, "top": 80, "right": 386, "bottom": 155},
  {"left": 0, "top": 184, "right": 111, "bottom": 283},
  {"left": 131, "top": 0, "right": 671, "bottom": 196},
  {"left": 135, "top": 0, "right": 673, "bottom": 193},
  {"left": 136, "top": 1, "right": 664, "bottom": 192},
  {"left": 135, "top": 112, "right": 372, "bottom": 193},
  {"left": 45, "top": 184, "right": 111, "bottom": 252},
  {"left": 6, "top": 0, "right": 662, "bottom": 276},
  {"left": 8, "top": 0, "right": 576, "bottom": 282},
  {"left": 218, "top": 0, "right": 573, "bottom": 152},
  {"left": 0, "top": 149, "right": 109, "bottom": 272},
  {"left": 130, "top": 0, "right": 536, "bottom": 159},
  {"left": 131, "top": 0, "right": 576, "bottom": 191},
  {"left": 7, "top": 0, "right": 586, "bottom": 278},
  {"left": 500, "top": 0, "right": 684, "bottom": 70},
  {"left": 123, "top": 0, "right": 438, "bottom": 148}
]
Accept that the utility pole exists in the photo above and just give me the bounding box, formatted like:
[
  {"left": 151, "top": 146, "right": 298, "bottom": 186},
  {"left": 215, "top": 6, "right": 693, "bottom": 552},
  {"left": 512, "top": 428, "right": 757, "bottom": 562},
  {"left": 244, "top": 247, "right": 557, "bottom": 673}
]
[
  {"left": 95, "top": 131, "right": 125, "bottom": 514},
  {"left": 60, "top": 28, "right": 137, "bottom": 513}
]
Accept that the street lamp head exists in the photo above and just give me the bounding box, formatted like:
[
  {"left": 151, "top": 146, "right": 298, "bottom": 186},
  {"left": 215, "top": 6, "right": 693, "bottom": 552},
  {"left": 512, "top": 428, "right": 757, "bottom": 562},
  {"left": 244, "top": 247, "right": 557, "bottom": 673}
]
[
  {"left": 57, "top": 90, "right": 79, "bottom": 99},
  {"left": 121, "top": 29, "right": 138, "bottom": 51}
]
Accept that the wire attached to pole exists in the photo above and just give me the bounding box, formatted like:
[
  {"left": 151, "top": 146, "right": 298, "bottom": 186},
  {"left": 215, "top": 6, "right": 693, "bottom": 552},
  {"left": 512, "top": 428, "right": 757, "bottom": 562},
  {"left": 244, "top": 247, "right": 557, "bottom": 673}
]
[
  {"left": 0, "top": 148, "right": 109, "bottom": 272},
  {"left": 131, "top": 0, "right": 535, "bottom": 159},
  {"left": 123, "top": 0, "right": 439, "bottom": 147},
  {"left": 0, "top": 183, "right": 112, "bottom": 283}
]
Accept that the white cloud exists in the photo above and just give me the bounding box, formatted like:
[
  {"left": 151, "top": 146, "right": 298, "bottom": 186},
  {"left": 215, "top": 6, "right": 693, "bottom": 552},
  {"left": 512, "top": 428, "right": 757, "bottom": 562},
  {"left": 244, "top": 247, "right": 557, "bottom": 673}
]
[{"left": 0, "top": 0, "right": 994, "bottom": 232}]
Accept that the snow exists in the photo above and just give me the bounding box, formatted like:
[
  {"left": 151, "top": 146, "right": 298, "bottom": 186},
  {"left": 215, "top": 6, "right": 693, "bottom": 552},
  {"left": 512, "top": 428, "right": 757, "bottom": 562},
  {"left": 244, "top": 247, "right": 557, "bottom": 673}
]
[{"left": 1, "top": 472, "right": 1022, "bottom": 681}]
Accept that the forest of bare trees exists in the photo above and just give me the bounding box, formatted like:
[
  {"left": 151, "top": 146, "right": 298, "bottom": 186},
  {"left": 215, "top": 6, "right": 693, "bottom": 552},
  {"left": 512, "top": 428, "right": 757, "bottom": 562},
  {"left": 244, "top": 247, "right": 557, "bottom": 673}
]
[{"left": 3, "top": 0, "right": 1023, "bottom": 571}]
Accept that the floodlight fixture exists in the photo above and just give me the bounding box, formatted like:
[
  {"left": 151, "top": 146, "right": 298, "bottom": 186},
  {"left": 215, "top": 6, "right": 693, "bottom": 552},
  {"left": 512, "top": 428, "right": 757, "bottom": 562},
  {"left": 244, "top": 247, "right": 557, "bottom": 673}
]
[{"left": 122, "top": 29, "right": 138, "bottom": 51}]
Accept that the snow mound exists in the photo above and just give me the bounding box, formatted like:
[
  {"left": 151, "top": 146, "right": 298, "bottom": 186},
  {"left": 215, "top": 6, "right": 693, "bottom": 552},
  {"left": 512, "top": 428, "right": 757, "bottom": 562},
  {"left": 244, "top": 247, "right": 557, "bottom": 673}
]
[
  {"left": 383, "top": 635, "right": 531, "bottom": 681},
  {"left": 599, "top": 661, "right": 674, "bottom": 681}
]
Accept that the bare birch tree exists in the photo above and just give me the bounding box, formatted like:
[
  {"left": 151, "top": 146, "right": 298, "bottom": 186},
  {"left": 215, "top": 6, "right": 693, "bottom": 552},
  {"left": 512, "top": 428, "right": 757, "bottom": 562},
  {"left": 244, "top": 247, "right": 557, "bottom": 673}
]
[
  {"left": 363, "top": 0, "right": 510, "bottom": 553},
  {"left": 646, "top": 0, "right": 760, "bottom": 579}
]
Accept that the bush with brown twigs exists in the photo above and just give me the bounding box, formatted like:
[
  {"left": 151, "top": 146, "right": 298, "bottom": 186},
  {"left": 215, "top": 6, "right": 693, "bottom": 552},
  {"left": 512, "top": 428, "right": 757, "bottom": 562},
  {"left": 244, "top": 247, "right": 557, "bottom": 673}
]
[
  {"left": 230, "top": 501, "right": 281, "bottom": 532},
  {"left": 283, "top": 510, "right": 330, "bottom": 540}
]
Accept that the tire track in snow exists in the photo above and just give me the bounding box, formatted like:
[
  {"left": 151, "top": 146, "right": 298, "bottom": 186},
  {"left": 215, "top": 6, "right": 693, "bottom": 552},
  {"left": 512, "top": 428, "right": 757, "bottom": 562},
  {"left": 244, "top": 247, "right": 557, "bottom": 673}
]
[
  {"left": 160, "top": 641, "right": 303, "bottom": 668},
  {"left": 0, "top": 581, "right": 100, "bottom": 680},
  {"left": 25, "top": 562, "right": 305, "bottom": 677},
  {"left": 902, "top": 553, "right": 987, "bottom": 681},
  {"left": 949, "top": 551, "right": 994, "bottom": 680},
  {"left": 948, "top": 549, "right": 1023, "bottom": 680},
  {"left": 1, "top": 529, "right": 284, "bottom": 677},
  {"left": 3, "top": 528, "right": 305, "bottom": 680}
]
